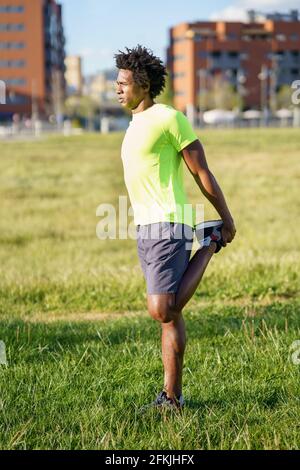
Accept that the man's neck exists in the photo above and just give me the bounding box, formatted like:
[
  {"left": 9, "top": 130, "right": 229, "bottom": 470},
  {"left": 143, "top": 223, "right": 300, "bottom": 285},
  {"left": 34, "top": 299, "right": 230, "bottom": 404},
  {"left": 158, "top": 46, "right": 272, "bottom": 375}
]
[{"left": 132, "top": 97, "right": 155, "bottom": 114}]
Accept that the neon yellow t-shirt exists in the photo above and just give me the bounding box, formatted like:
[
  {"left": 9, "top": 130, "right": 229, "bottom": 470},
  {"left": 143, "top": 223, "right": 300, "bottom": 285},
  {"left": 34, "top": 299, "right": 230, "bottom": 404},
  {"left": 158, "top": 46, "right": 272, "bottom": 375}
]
[{"left": 121, "top": 103, "right": 198, "bottom": 227}]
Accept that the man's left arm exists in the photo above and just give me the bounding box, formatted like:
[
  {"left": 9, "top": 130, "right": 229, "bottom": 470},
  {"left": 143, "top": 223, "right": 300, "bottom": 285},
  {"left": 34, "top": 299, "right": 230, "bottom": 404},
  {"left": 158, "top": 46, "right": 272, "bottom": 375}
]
[{"left": 181, "top": 139, "right": 236, "bottom": 246}]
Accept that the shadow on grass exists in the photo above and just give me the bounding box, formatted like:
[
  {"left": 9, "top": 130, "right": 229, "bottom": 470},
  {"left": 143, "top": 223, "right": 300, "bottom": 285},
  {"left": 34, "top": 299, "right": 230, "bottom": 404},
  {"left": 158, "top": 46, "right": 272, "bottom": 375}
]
[{"left": 185, "top": 387, "right": 286, "bottom": 411}]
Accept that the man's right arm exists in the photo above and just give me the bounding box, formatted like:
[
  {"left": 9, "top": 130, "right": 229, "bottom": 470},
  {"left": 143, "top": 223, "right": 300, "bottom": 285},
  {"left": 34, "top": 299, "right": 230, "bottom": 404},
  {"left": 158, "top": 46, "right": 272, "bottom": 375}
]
[{"left": 181, "top": 139, "right": 236, "bottom": 246}]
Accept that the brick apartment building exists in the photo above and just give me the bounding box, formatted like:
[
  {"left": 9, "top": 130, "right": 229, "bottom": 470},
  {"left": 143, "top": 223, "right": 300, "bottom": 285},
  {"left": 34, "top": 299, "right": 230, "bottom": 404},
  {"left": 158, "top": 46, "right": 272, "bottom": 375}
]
[
  {"left": 0, "top": 0, "right": 65, "bottom": 120},
  {"left": 65, "top": 55, "right": 83, "bottom": 96},
  {"left": 167, "top": 10, "right": 300, "bottom": 114}
]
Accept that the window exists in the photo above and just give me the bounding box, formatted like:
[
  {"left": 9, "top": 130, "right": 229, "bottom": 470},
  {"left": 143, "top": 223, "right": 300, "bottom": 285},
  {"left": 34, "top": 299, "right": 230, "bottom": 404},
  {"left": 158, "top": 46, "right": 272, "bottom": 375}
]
[
  {"left": 7, "top": 93, "right": 28, "bottom": 104},
  {"left": 194, "top": 34, "right": 203, "bottom": 42},
  {"left": 240, "top": 53, "right": 249, "bottom": 60},
  {"left": 173, "top": 37, "right": 185, "bottom": 43},
  {"left": 3, "top": 78, "right": 26, "bottom": 86},
  {"left": 228, "top": 33, "right": 237, "bottom": 40},
  {"left": 291, "top": 68, "right": 299, "bottom": 75},
  {"left": 211, "top": 51, "right": 221, "bottom": 58},
  {"left": 173, "top": 72, "right": 185, "bottom": 78},
  {"left": 0, "top": 5, "right": 24, "bottom": 13},
  {"left": 228, "top": 51, "right": 239, "bottom": 58},
  {"left": 0, "top": 23, "right": 25, "bottom": 31},
  {"left": 290, "top": 33, "right": 299, "bottom": 41},
  {"left": 0, "top": 41, "right": 25, "bottom": 49},
  {"left": 276, "top": 34, "right": 286, "bottom": 41},
  {"left": 0, "top": 60, "right": 26, "bottom": 68},
  {"left": 198, "top": 51, "right": 208, "bottom": 59},
  {"left": 173, "top": 54, "right": 185, "bottom": 61}
]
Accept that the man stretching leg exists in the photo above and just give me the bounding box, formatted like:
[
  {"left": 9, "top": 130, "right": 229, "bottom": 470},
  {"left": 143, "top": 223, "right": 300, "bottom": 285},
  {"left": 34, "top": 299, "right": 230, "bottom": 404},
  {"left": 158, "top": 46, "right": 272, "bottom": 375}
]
[{"left": 114, "top": 45, "right": 236, "bottom": 409}]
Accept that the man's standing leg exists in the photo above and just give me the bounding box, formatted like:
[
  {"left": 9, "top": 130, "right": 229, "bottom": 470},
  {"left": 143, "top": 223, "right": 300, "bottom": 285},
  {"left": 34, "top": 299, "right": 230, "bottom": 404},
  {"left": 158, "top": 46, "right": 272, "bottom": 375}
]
[
  {"left": 148, "top": 242, "right": 217, "bottom": 400},
  {"left": 161, "top": 311, "right": 186, "bottom": 399}
]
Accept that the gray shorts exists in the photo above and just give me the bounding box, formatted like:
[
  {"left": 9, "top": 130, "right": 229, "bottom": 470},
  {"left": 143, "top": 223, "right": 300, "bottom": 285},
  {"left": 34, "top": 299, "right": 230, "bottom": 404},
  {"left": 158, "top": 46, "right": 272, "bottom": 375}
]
[{"left": 136, "top": 222, "right": 194, "bottom": 295}]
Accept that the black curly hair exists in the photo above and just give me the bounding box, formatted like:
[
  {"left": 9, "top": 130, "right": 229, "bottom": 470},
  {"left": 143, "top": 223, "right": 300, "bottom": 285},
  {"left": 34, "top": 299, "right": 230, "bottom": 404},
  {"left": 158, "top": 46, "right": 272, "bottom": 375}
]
[{"left": 114, "top": 45, "right": 167, "bottom": 99}]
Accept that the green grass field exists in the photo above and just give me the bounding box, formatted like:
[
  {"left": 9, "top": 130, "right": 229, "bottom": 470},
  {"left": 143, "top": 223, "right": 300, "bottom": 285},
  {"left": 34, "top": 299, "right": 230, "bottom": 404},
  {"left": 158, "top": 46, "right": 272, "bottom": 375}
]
[{"left": 0, "top": 128, "right": 299, "bottom": 449}]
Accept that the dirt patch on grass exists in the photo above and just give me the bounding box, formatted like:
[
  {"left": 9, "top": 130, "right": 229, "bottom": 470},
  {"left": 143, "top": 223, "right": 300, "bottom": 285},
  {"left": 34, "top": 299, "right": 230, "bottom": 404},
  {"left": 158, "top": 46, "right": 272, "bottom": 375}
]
[
  {"left": 15, "top": 296, "right": 295, "bottom": 324},
  {"left": 24, "top": 310, "right": 148, "bottom": 324}
]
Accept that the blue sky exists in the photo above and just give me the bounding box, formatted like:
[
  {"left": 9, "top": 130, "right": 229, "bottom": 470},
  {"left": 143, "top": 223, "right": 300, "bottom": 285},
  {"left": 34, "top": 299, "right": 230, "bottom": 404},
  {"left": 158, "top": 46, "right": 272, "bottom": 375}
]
[{"left": 61, "top": 0, "right": 299, "bottom": 76}]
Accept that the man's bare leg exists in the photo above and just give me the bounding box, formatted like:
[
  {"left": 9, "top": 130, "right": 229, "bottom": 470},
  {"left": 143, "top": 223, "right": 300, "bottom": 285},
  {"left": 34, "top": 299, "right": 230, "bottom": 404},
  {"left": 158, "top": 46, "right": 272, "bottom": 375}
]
[
  {"left": 161, "top": 311, "right": 186, "bottom": 398},
  {"left": 149, "top": 242, "right": 217, "bottom": 399},
  {"left": 175, "top": 241, "right": 217, "bottom": 312}
]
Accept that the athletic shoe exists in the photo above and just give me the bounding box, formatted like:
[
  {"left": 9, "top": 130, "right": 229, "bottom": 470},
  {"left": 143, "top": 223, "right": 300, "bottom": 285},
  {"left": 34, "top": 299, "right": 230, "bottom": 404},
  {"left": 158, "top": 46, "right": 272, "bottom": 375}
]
[
  {"left": 194, "top": 219, "right": 224, "bottom": 253},
  {"left": 138, "top": 391, "right": 185, "bottom": 413}
]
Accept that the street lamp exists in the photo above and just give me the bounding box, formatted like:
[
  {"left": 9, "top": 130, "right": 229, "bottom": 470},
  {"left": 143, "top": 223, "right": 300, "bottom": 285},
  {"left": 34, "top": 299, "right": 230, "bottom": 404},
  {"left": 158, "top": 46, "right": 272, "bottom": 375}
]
[
  {"left": 237, "top": 69, "right": 247, "bottom": 114},
  {"left": 258, "top": 64, "right": 269, "bottom": 126},
  {"left": 237, "top": 69, "right": 246, "bottom": 92},
  {"left": 269, "top": 54, "right": 281, "bottom": 114},
  {"left": 198, "top": 69, "right": 208, "bottom": 126}
]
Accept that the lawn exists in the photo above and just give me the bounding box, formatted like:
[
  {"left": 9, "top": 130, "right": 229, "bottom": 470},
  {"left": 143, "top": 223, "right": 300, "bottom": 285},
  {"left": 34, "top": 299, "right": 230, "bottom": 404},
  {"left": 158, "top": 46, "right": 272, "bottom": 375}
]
[{"left": 0, "top": 128, "right": 299, "bottom": 449}]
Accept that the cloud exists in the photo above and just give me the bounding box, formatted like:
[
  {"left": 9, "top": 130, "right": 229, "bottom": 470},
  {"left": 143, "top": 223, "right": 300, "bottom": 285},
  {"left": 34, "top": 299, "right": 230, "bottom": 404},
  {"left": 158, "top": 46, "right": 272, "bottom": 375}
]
[
  {"left": 77, "top": 47, "right": 113, "bottom": 59},
  {"left": 210, "top": 6, "right": 248, "bottom": 21},
  {"left": 239, "top": 0, "right": 299, "bottom": 8},
  {"left": 77, "top": 48, "right": 95, "bottom": 58},
  {"left": 210, "top": 0, "right": 299, "bottom": 21}
]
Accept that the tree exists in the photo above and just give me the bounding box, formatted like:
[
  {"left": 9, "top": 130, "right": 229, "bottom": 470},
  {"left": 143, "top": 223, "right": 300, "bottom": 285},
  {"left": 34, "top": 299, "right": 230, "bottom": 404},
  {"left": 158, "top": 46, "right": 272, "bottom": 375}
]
[
  {"left": 199, "top": 75, "right": 243, "bottom": 110},
  {"left": 276, "top": 85, "right": 293, "bottom": 109},
  {"left": 64, "top": 95, "right": 99, "bottom": 118},
  {"left": 64, "top": 95, "right": 100, "bottom": 129}
]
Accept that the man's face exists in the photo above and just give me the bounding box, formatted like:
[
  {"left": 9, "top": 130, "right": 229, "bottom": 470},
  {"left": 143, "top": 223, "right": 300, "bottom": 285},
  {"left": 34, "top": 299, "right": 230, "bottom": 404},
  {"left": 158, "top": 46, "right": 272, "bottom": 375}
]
[{"left": 115, "top": 69, "right": 149, "bottom": 110}]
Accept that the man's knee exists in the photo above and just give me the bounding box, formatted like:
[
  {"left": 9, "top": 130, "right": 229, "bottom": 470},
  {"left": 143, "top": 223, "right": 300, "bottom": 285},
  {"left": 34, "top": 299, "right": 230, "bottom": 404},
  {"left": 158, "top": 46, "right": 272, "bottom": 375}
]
[
  {"left": 149, "top": 306, "right": 174, "bottom": 323},
  {"left": 147, "top": 293, "right": 179, "bottom": 323},
  {"left": 147, "top": 300, "right": 178, "bottom": 323}
]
